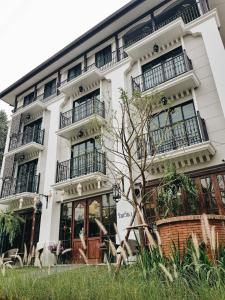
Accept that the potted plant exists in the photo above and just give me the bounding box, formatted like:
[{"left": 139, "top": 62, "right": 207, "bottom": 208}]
[{"left": 155, "top": 165, "right": 225, "bottom": 256}]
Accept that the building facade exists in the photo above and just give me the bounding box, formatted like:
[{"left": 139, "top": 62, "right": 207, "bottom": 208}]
[{"left": 0, "top": 0, "right": 225, "bottom": 263}]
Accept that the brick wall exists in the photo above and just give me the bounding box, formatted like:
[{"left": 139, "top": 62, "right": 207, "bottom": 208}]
[
  {"left": 2, "top": 114, "right": 21, "bottom": 178},
  {"left": 156, "top": 215, "right": 225, "bottom": 257}
]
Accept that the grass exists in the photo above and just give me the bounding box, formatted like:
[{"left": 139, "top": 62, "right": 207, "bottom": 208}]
[{"left": 0, "top": 265, "right": 224, "bottom": 300}]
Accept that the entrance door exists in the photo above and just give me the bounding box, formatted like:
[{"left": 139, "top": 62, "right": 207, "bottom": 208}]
[{"left": 72, "top": 197, "right": 101, "bottom": 264}]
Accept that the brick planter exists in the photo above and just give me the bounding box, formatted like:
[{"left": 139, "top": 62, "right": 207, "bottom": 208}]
[{"left": 156, "top": 215, "right": 225, "bottom": 256}]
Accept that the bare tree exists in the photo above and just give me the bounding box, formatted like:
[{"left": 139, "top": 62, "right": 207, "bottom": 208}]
[{"left": 101, "top": 89, "right": 171, "bottom": 250}]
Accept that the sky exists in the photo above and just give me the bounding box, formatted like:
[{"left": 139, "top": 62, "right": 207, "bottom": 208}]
[{"left": 0, "top": 0, "right": 130, "bottom": 118}]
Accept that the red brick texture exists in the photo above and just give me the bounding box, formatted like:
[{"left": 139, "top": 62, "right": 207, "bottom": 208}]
[{"left": 156, "top": 215, "right": 225, "bottom": 257}]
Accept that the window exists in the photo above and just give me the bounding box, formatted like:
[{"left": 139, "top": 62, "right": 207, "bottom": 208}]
[
  {"left": 71, "top": 138, "right": 102, "bottom": 177},
  {"left": 95, "top": 45, "right": 112, "bottom": 68},
  {"left": 59, "top": 203, "right": 72, "bottom": 249},
  {"left": 44, "top": 78, "right": 56, "bottom": 99},
  {"left": 68, "top": 63, "right": 82, "bottom": 81},
  {"left": 147, "top": 101, "right": 200, "bottom": 155},
  {"left": 73, "top": 89, "right": 100, "bottom": 122},
  {"left": 142, "top": 47, "right": 185, "bottom": 90},
  {"left": 16, "top": 159, "right": 38, "bottom": 193},
  {"left": 24, "top": 91, "right": 35, "bottom": 106},
  {"left": 102, "top": 194, "right": 116, "bottom": 241}
]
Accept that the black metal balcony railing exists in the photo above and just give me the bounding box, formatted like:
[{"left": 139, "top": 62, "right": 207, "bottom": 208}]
[
  {"left": 137, "top": 114, "right": 208, "bottom": 159},
  {"left": 60, "top": 47, "right": 128, "bottom": 86},
  {"left": 60, "top": 98, "right": 105, "bottom": 129},
  {"left": 0, "top": 174, "right": 40, "bottom": 198},
  {"left": 132, "top": 51, "right": 192, "bottom": 93},
  {"left": 124, "top": 3, "right": 202, "bottom": 48},
  {"left": 9, "top": 128, "right": 45, "bottom": 152},
  {"left": 56, "top": 150, "right": 106, "bottom": 183}
]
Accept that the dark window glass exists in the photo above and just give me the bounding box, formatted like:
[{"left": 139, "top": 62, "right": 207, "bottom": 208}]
[
  {"left": 88, "top": 200, "right": 100, "bottom": 237},
  {"left": 24, "top": 92, "right": 35, "bottom": 106},
  {"left": 59, "top": 203, "right": 72, "bottom": 249},
  {"left": 44, "top": 78, "right": 56, "bottom": 99},
  {"left": 74, "top": 203, "right": 85, "bottom": 239},
  {"left": 16, "top": 159, "right": 38, "bottom": 193},
  {"left": 147, "top": 101, "right": 199, "bottom": 154},
  {"left": 68, "top": 64, "right": 82, "bottom": 81},
  {"left": 95, "top": 45, "right": 112, "bottom": 68},
  {"left": 102, "top": 194, "right": 116, "bottom": 240}
]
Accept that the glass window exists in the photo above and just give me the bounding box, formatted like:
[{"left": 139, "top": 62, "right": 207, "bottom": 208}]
[
  {"left": 88, "top": 200, "right": 100, "bottom": 237},
  {"left": 171, "top": 106, "right": 182, "bottom": 124},
  {"left": 74, "top": 203, "right": 85, "bottom": 239},
  {"left": 68, "top": 64, "right": 82, "bottom": 81},
  {"left": 44, "top": 78, "right": 56, "bottom": 99},
  {"left": 59, "top": 203, "right": 72, "bottom": 248},
  {"left": 95, "top": 46, "right": 112, "bottom": 68},
  {"left": 102, "top": 194, "right": 116, "bottom": 240},
  {"left": 182, "top": 102, "right": 195, "bottom": 119},
  {"left": 24, "top": 92, "right": 35, "bottom": 106}
]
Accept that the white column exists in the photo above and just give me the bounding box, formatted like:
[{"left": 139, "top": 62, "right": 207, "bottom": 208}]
[{"left": 191, "top": 16, "right": 225, "bottom": 118}]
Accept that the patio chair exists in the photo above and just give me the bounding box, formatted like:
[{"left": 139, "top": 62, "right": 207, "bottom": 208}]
[{"left": 2, "top": 248, "right": 19, "bottom": 265}]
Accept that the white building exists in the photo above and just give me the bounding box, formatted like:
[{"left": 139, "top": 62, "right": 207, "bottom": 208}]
[{"left": 0, "top": 0, "right": 225, "bottom": 263}]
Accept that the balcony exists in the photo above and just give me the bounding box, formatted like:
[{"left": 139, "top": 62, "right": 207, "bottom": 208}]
[
  {"left": 14, "top": 91, "right": 57, "bottom": 116},
  {"left": 132, "top": 51, "right": 199, "bottom": 97},
  {"left": 54, "top": 150, "right": 107, "bottom": 192},
  {"left": 125, "top": 3, "right": 205, "bottom": 60},
  {"left": 0, "top": 174, "right": 40, "bottom": 206},
  {"left": 56, "top": 99, "right": 105, "bottom": 139},
  {"left": 137, "top": 114, "right": 215, "bottom": 173},
  {"left": 7, "top": 128, "right": 45, "bottom": 157},
  {"left": 59, "top": 47, "right": 128, "bottom": 96}
]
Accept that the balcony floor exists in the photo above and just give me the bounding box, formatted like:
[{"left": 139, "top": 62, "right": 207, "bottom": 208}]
[
  {"left": 143, "top": 141, "right": 216, "bottom": 174},
  {"left": 6, "top": 142, "right": 44, "bottom": 158},
  {"left": 142, "top": 70, "right": 200, "bottom": 98},
  {"left": 13, "top": 100, "right": 46, "bottom": 117},
  {"left": 56, "top": 114, "right": 106, "bottom": 140},
  {"left": 0, "top": 192, "right": 37, "bottom": 209}
]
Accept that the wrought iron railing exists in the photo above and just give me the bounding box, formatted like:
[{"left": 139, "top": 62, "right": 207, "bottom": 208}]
[
  {"left": 137, "top": 114, "right": 208, "bottom": 159},
  {"left": 59, "top": 98, "right": 105, "bottom": 129},
  {"left": 56, "top": 150, "right": 106, "bottom": 182},
  {"left": 0, "top": 174, "right": 40, "bottom": 198},
  {"left": 9, "top": 128, "right": 45, "bottom": 151},
  {"left": 124, "top": 3, "right": 202, "bottom": 48},
  {"left": 132, "top": 51, "right": 192, "bottom": 93}
]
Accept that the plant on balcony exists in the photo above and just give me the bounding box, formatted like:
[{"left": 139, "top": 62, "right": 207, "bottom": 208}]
[
  {"left": 156, "top": 164, "right": 199, "bottom": 218},
  {"left": 0, "top": 210, "right": 24, "bottom": 250}
]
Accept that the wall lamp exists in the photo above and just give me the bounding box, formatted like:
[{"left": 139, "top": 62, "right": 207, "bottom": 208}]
[
  {"left": 153, "top": 44, "right": 159, "bottom": 53},
  {"left": 39, "top": 191, "right": 52, "bottom": 209},
  {"left": 112, "top": 184, "right": 121, "bottom": 203},
  {"left": 160, "top": 96, "right": 168, "bottom": 106},
  {"left": 79, "top": 85, "right": 84, "bottom": 93}
]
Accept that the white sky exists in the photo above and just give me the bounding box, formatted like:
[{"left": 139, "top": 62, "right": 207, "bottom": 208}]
[{"left": 0, "top": 0, "right": 130, "bottom": 118}]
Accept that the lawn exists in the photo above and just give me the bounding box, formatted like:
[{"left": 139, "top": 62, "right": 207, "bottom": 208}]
[{"left": 0, "top": 265, "right": 225, "bottom": 300}]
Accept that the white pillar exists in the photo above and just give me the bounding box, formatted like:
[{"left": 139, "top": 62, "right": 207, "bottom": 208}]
[{"left": 190, "top": 15, "right": 225, "bottom": 117}]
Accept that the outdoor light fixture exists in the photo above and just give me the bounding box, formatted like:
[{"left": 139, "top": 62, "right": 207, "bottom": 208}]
[
  {"left": 112, "top": 184, "right": 121, "bottom": 203},
  {"left": 34, "top": 197, "right": 43, "bottom": 214},
  {"left": 39, "top": 194, "right": 49, "bottom": 209},
  {"left": 153, "top": 44, "right": 159, "bottom": 53},
  {"left": 79, "top": 85, "right": 84, "bottom": 93},
  {"left": 160, "top": 96, "right": 168, "bottom": 106},
  {"left": 78, "top": 130, "right": 84, "bottom": 138},
  {"left": 26, "top": 114, "right": 31, "bottom": 120}
]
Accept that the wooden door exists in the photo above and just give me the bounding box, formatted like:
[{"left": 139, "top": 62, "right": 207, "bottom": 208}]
[
  {"left": 72, "top": 197, "right": 102, "bottom": 264},
  {"left": 86, "top": 198, "right": 101, "bottom": 264},
  {"left": 72, "top": 201, "right": 86, "bottom": 264}
]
